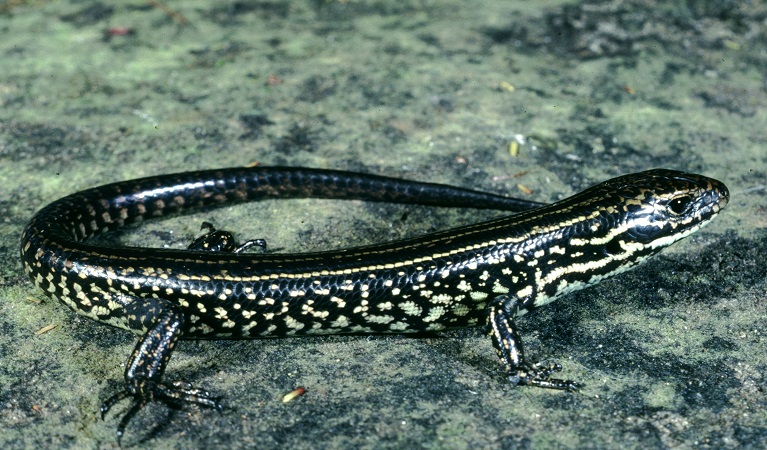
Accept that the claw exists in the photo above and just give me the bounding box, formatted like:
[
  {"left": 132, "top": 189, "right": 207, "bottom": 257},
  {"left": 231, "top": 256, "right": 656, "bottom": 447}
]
[
  {"left": 116, "top": 400, "right": 146, "bottom": 445},
  {"left": 513, "top": 362, "right": 580, "bottom": 391},
  {"left": 101, "top": 379, "right": 223, "bottom": 444},
  {"left": 101, "top": 390, "right": 130, "bottom": 420}
]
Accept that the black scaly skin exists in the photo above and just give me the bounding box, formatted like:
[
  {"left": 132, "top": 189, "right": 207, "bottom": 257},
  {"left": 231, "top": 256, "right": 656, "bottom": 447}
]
[{"left": 20, "top": 166, "right": 729, "bottom": 441}]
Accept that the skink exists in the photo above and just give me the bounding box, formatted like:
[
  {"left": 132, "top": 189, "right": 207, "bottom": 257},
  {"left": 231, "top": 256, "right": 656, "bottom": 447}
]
[{"left": 20, "top": 166, "right": 728, "bottom": 439}]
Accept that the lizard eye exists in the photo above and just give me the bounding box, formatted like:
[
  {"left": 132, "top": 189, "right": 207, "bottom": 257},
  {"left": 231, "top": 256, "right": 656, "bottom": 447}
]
[{"left": 668, "top": 195, "right": 693, "bottom": 215}]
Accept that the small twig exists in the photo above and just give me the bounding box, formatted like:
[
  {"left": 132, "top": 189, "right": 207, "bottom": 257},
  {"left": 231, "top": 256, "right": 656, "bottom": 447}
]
[
  {"left": 146, "top": 0, "right": 189, "bottom": 26},
  {"left": 34, "top": 323, "right": 58, "bottom": 335}
]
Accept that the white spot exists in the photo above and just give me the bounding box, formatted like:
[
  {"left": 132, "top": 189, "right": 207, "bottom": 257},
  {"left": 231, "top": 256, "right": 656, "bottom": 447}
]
[
  {"left": 452, "top": 304, "right": 470, "bottom": 316},
  {"left": 492, "top": 279, "right": 510, "bottom": 294},
  {"left": 367, "top": 314, "right": 394, "bottom": 324},
  {"left": 242, "top": 320, "right": 258, "bottom": 332},
  {"left": 214, "top": 307, "right": 228, "bottom": 319},
  {"left": 331, "top": 315, "right": 350, "bottom": 328},
  {"left": 470, "top": 291, "right": 488, "bottom": 301},
  {"left": 285, "top": 315, "right": 305, "bottom": 330},
  {"left": 399, "top": 301, "right": 422, "bottom": 316},
  {"left": 431, "top": 293, "right": 454, "bottom": 304},
  {"left": 423, "top": 306, "right": 445, "bottom": 322},
  {"left": 516, "top": 286, "right": 533, "bottom": 299}
]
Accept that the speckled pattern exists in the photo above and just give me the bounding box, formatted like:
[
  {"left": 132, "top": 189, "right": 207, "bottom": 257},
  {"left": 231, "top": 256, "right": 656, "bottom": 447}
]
[{"left": 20, "top": 166, "right": 728, "bottom": 441}]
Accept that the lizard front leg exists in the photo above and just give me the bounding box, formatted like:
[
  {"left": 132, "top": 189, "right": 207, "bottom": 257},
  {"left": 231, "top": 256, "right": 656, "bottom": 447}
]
[{"left": 487, "top": 294, "right": 580, "bottom": 391}]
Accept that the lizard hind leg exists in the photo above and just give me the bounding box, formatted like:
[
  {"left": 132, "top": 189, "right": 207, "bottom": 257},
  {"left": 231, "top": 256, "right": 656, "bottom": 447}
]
[
  {"left": 188, "top": 221, "right": 267, "bottom": 253},
  {"left": 101, "top": 297, "right": 222, "bottom": 443}
]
